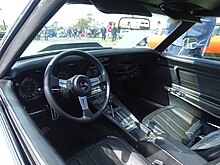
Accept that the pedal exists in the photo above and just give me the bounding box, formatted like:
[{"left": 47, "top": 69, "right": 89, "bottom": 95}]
[{"left": 50, "top": 107, "right": 59, "bottom": 120}]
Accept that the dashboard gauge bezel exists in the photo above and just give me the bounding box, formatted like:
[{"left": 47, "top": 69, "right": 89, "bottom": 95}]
[
  {"left": 56, "top": 64, "right": 77, "bottom": 79},
  {"left": 18, "top": 77, "right": 42, "bottom": 101}
]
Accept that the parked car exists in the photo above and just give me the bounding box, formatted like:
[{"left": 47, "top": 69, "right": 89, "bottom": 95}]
[
  {"left": 47, "top": 28, "right": 57, "bottom": 37},
  {"left": 1, "top": 0, "right": 220, "bottom": 165},
  {"left": 148, "top": 22, "right": 220, "bottom": 57},
  {"left": 57, "top": 29, "right": 67, "bottom": 37},
  {"left": 118, "top": 29, "right": 130, "bottom": 39},
  {"left": 204, "top": 22, "right": 220, "bottom": 55}
]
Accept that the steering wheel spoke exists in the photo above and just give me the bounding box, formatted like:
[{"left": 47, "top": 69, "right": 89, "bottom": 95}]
[
  {"left": 78, "top": 96, "right": 93, "bottom": 118},
  {"left": 90, "top": 76, "right": 102, "bottom": 87},
  {"left": 50, "top": 75, "right": 69, "bottom": 89},
  {"left": 58, "top": 79, "right": 68, "bottom": 88}
]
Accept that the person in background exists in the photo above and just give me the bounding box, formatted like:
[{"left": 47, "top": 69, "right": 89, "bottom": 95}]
[
  {"left": 101, "top": 25, "right": 106, "bottom": 41},
  {"left": 167, "top": 17, "right": 216, "bottom": 58},
  {"left": 156, "top": 21, "right": 163, "bottom": 35},
  {"left": 111, "top": 23, "right": 117, "bottom": 42},
  {"left": 127, "top": 21, "right": 131, "bottom": 29},
  {"left": 44, "top": 26, "right": 48, "bottom": 41},
  {"left": 67, "top": 28, "right": 72, "bottom": 39},
  {"left": 35, "top": 32, "right": 40, "bottom": 40},
  {"left": 107, "top": 22, "right": 112, "bottom": 38},
  {"left": 73, "top": 28, "right": 77, "bottom": 39}
]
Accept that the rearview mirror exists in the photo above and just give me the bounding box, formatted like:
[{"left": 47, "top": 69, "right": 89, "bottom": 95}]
[
  {"left": 183, "top": 37, "right": 198, "bottom": 49},
  {"left": 118, "top": 17, "right": 150, "bottom": 30}
]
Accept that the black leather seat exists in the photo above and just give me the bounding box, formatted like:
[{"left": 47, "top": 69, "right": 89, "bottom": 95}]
[
  {"left": 66, "top": 137, "right": 151, "bottom": 165},
  {"left": 142, "top": 106, "right": 205, "bottom": 146}
]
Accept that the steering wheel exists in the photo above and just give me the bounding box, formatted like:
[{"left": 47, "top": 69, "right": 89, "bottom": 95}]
[{"left": 44, "top": 50, "right": 110, "bottom": 123}]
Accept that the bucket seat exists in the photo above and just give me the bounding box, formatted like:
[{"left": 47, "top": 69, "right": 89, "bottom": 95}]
[{"left": 66, "top": 137, "right": 151, "bottom": 165}]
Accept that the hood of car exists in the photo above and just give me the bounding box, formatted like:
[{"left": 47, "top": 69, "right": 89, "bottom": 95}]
[{"left": 114, "top": 30, "right": 150, "bottom": 48}]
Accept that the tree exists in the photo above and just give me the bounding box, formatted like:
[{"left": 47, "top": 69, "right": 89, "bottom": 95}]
[
  {"left": 74, "top": 18, "right": 89, "bottom": 31},
  {"left": 0, "top": 21, "right": 7, "bottom": 31},
  {"left": 73, "top": 13, "right": 95, "bottom": 31},
  {"left": 0, "top": 24, "right": 5, "bottom": 31}
]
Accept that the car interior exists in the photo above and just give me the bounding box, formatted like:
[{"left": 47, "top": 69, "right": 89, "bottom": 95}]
[{"left": 1, "top": 0, "right": 220, "bottom": 165}]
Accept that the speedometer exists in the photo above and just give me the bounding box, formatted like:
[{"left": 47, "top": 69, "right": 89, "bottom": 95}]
[{"left": 18, "top": 77, "right": 42, "bottom": 100}]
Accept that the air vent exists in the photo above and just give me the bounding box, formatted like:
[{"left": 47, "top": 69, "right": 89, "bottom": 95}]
[
  {"left": 114, "top": 62, "right": 139, "bottom": 74},
  {"left": 98, "top": 57, "right": 109, "bottom": 66}
]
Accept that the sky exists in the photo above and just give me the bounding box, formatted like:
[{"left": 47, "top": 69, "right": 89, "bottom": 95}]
[
  {"left": 0, "top": 0, "right": 132, "bottom": 28},
  {"left": 0, "top": 0, "right": 30, "bottom": 26},
  {"left": 47, "top": 4, "right": 128, "bottom": 27}
]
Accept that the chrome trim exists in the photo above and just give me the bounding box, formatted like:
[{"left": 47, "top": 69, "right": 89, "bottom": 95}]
[
  {"left": 166, "top": 83, "right": 220, "bottom": 118},
  {"left": 58, "top": 79, "right": 67, "bottom": 88},
  {"left": 29, "top": 109, "right": 46, "bottom": 116},
  {"left": 78, "top": 96, "right": 89, "bottom": 110}
]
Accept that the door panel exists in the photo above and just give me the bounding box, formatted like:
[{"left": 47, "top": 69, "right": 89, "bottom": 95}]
[{"left": 139, "top": 54, "right": 220, "bottom": 120}]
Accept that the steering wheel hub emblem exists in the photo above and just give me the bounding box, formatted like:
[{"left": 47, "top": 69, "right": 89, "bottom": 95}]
[
  {"left": 71, "top": 75, "right": 92, "bottom": 96},
  {"left": 79, "top": 81, "right": 88, "bottom": 90}
]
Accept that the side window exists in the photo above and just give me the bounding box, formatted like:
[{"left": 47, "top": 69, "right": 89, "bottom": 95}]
[{"left": 164, "top": 17, "right": 220, "bottom": 61}]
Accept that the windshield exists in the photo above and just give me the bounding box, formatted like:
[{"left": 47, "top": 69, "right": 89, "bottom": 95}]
[
  {"left": 2, "top": 2, "right": 220, "bottom": 61},
  {"left": 20, "top": 4, "right": 168, "bottom": 56}
]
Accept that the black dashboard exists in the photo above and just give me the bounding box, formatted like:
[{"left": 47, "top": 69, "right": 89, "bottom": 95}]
[{"left": 6, "top": 48, "right": 159, "bottom": 116}]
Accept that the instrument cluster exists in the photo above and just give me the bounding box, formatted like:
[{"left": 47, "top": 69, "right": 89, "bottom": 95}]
[{"left": 14, "top": 63, "right": 101, "bottom": 103}]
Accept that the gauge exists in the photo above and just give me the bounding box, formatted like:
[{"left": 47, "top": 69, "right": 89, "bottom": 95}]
[
  {"left": 86, "top": 69, "right": 93, "bottom": 77},
  {"left": 92, "top": 68, "right": 100, "bottom": 77},
  {"left": 57, "top": 70, "right": 70, "bottom": 79},
  {"left": 57, "top": 64, "right": 76, "bottom": 79},
  {"left": 18, "top": 77, "right": 42, "bottom": 100}
]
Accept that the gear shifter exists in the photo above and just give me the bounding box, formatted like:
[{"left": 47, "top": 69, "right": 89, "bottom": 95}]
[{"left": 109, "top": 96, "right": 115, "bottom": 117}]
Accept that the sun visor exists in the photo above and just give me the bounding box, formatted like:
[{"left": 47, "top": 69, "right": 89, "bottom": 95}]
[
  {"left": 161, "top": 0, "right": 220, "bottom": 22},
  {"left": 90, "top": 0, "right": 152, "bottom": 17}
]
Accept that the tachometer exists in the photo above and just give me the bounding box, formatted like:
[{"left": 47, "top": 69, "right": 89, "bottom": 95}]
[
  {"left": 18, "top": 77, "right": 42, "bottom": 100},
  {"left": 57, "top": 64, "right": 77, "bottom": 79}
]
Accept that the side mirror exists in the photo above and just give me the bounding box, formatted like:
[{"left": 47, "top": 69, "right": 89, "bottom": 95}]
[
  {"left": 183, "top": 37, "right": 198, "bottom": 49},
  {"left": 118, "top": 17, "right": 150, "bottom": 30}
]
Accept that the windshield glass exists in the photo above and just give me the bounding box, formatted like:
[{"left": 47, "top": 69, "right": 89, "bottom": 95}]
[
  {"left": 2, "top": 2, "right": 220, "bottom": 61},
  {"left": 21, "top": 4, "right": 168, "bottom": 56}
]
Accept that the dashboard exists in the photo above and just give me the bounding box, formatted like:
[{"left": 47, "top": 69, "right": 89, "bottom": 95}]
[{"left": 7, "top": 48, "right": 157, "bottom": 116}]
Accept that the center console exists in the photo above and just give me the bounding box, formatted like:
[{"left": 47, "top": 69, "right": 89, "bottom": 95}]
[
  {"left": 104, "top": 94, "right": 208, "bottom": 165},
  {"left": 104, "top": 95, "right": 153, "bottom": 141}
]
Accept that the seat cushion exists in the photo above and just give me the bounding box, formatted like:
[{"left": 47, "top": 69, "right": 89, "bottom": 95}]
[
  {"left": 142, "top": 106, "right": 203, "bottom": 146},
  {"left": 66, "top": 137, "right": 151, "bottom": 165}
]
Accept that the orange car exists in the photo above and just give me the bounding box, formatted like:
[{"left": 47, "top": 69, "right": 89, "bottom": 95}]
[
  {"left": 148, "top": 22, "right": 220, "bottom": 55},
  {"left": 205, "top": 23, "right": 220, "bottom": 54}
]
